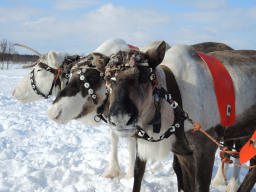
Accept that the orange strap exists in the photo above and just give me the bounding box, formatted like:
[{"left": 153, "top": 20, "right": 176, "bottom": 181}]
[{"left": 54, "top": 67, "right": 61, "bottom": 85}]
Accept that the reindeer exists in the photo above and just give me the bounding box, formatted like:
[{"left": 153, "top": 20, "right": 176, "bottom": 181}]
[
  {"left": 11, "top": 44, "right": 68, "bottom": 103},
  {"left": 12, "top": 38, "right": 138, "bottom": 179},
  {"left": 12, "top": 39, "right": 137, "bottom": 103},
  {"left": 100, "top": 42, "right": 256, "bottom": 192},
  {"left": 47, "top": 40, "right": 171, "bottom": 179},
  {"left": 47, "top": 41, "right": 247, "bottom": 189}
]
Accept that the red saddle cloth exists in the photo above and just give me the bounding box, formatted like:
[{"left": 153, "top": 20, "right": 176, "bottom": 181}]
[{"left": 197, "top": 52, "right": 236, "bottom": 127}]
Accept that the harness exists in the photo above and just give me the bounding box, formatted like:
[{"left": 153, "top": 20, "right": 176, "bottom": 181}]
[
  {"left": 132, "top": 70, "right": 191, "bottom": 142},
  {"left": 75, "top": 68, "right": 104, "bottom": 105},
  {"left": 29, "top": 55, "right": 80, "bottom": 99},
  {"left": 107, "top": 54, "right": 191, "bottom": 142},
  {"left": 30, "top": 62, "right": 62, "bottom": 99},
  {"left": 70, "top": 65, "right": 109, "bottom": 123}
]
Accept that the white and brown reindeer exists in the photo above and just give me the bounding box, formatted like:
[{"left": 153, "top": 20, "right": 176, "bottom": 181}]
[
  {"left": 12, "top": 38, "right": 139, "bottom": 179},
  {"left": 12, "top": 44, "right": 67, "bottom": 102},
  {"left": 47, "top": 40, "right": 171, "bottom": 179},
  {"left": 12, "top": 39, "right": 135, "bottom": 103},
  {"left": 101, "top": 42, "right": 256, "bottom": 192}
]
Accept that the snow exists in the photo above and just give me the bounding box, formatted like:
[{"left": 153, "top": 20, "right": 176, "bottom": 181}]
[{"left": 0, "top": 68, "right": 255, "bottom": 192}]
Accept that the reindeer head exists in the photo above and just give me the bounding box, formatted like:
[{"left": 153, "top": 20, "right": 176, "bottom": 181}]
[
  {"left": 11, "top": 43, "right": 66, "bottom": 103},
  {"left": 47, "top": 53, "right": 110, "bottom": 125},
  {"left": 105, "top": 41, "right": 166, "bottom": 137}
]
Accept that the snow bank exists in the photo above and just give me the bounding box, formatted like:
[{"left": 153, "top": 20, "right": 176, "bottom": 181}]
[{"left": 0, "top": 69, "right": 254, "bottom": 192}]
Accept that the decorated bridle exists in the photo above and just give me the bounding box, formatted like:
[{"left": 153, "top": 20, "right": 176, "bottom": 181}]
[
  {"left": 107, "top": 51, "right": 192, "bottom": 142},
  {"left": 105, "top": 51, "right": 150, "bottom": 86},
  {"left": 30, "top": 62, "right": 62, "bottom": 99},
  {"left": 29, "top": 56, "right": 79, "bottom": 99},
  {"left": 69, "top": 64, "right": 108, "bottom": 123},
  {"left": 72, "top": 67, "right": 104, "bottom": 105}
]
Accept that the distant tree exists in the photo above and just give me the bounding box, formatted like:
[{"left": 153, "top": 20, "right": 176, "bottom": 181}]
[
  {"left": 6, "top": 41, "right": 15, "bottom": 69},
  {"left": 0, "top": 39, "right": 8, "bottom": 69},
  {"left": 0, "top": 39, "right": 16, "bottom": 69}
]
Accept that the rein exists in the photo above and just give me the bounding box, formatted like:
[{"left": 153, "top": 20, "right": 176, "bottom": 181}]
[{"left": 191, "top": 122, "right": 256, "bottom": 181}]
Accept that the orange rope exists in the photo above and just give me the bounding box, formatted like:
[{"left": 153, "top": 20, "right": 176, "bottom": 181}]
[
  {"left": 191, "top": 121, "right": 222, "bottom": 148},
  {"left": 191, "top": 120, "right": 256, "bottom": 181}
]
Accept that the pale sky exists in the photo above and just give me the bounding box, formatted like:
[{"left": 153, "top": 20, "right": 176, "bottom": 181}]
[{"left": 1, "top": 0, "right": 256, "bottom": 55}]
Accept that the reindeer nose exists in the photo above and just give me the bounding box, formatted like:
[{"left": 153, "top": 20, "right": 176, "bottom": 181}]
[
  {"left": 108, "top": 113, "right": 135, "bottom": 127},
  {"left": 47, "top": 105, "right": 62, "bottom": 121}
]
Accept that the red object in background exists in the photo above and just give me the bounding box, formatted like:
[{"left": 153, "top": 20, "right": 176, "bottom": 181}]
[
  {"left": 128, "top": 44, "right": 139, "bottom": 50},
  {"left": 240, "top": 131, "right": 256, "bottom": 164}
]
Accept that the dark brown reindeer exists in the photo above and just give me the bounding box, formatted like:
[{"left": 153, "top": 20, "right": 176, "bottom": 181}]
[{"left": 103, "top": 42, "right": 256, "bottom": 192}]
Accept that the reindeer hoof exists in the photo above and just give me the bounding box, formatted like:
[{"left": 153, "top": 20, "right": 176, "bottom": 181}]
[
  {"left": 211, "top": 178, "right": 227, "bottom": 186},
  {"left": 124, "top": 173, "right": 134, "bottom": 179},
  {"left": 102, "top": 165, "right": 121, "bottom": 179},
  {"left": 103, "top": 175, "right": 115, "bottom": 179}
]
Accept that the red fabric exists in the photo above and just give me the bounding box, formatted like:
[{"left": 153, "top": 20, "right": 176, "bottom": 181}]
[
  {"left": 239, "top": 131, "right": 256, "bottom": 164},
  {"left": 197, "top": 52, "right": 236, "bottom": 127},
  {"left": 128, "top": 44, "right": 139, "bottom": 50}
]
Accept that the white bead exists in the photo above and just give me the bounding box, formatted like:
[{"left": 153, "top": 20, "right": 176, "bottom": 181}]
[
  {"left": 80, "top": 75, "right": 85, "bottom": 81},
  {"left": 92, "top": 94, "right": 96, "bottom": 99},
  {"left": 84, "top": 82, "right": 90, "bottom": 88},
  {"left": 88, "top": 89, "right": 93, "bottom": 94},
  {"left": 77, "top": 70, "right": 81, "bottom": 74}
]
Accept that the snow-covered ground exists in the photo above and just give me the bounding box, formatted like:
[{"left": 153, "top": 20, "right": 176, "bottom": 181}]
[{"left": 0, "top": 68, "right": 255, "bottom": 192}]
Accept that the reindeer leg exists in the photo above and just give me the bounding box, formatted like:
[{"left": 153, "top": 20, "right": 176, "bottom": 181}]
[
  {"left": 211, "top": 140, "right": 234, "bottom": 186},
  {"left": 225, "top": 158, "right": 241, "bottom": 192},
  {"left": 226, "top": 140, "right": 244, "bottom": 192},
  {"left": 173, "top": 155, "right": 184, "bottom": 191},
  {"left": 175, "top": 153, "right": 195, "bottom": 192},
  {"left": 132, "top": 155, "right": 147, "bottom": 192},
  {"left": 191, "top": 129, "right": 219, "bottom": 192},
  {"left": 103, "top": 129, "right": 121, "bottom": 178},
  {"left": 211, "top": 161, "right": 229, "bottom": 186},
  {"left": 125, "top": 137, "right": 136, "bottom": 178},
  {"left": 237, "top": 157, "right": 256, "bottom": 192}
]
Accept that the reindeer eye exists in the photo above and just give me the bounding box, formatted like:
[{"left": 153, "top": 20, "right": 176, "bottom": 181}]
[
  {"left": 37, "top": 69, "right": 43, "bottom": 72},
  {"left": 105, "top": 75, "right": 111, "bottom": 82}
]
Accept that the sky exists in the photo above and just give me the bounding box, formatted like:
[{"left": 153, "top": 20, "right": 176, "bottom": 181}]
[{"left": 0, "top": 0, "right": 256, "bottom": 55}]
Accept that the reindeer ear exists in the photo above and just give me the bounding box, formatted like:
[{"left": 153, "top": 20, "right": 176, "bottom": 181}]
[
  {"left": 145, "top": 41, "right": 166, "bottom": 68},
  {"left": 91, "top": 53, "right": 110, "bottom": 73},
  {"left": 47, "top": 50, "right": 61, "bottom": 68}
]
